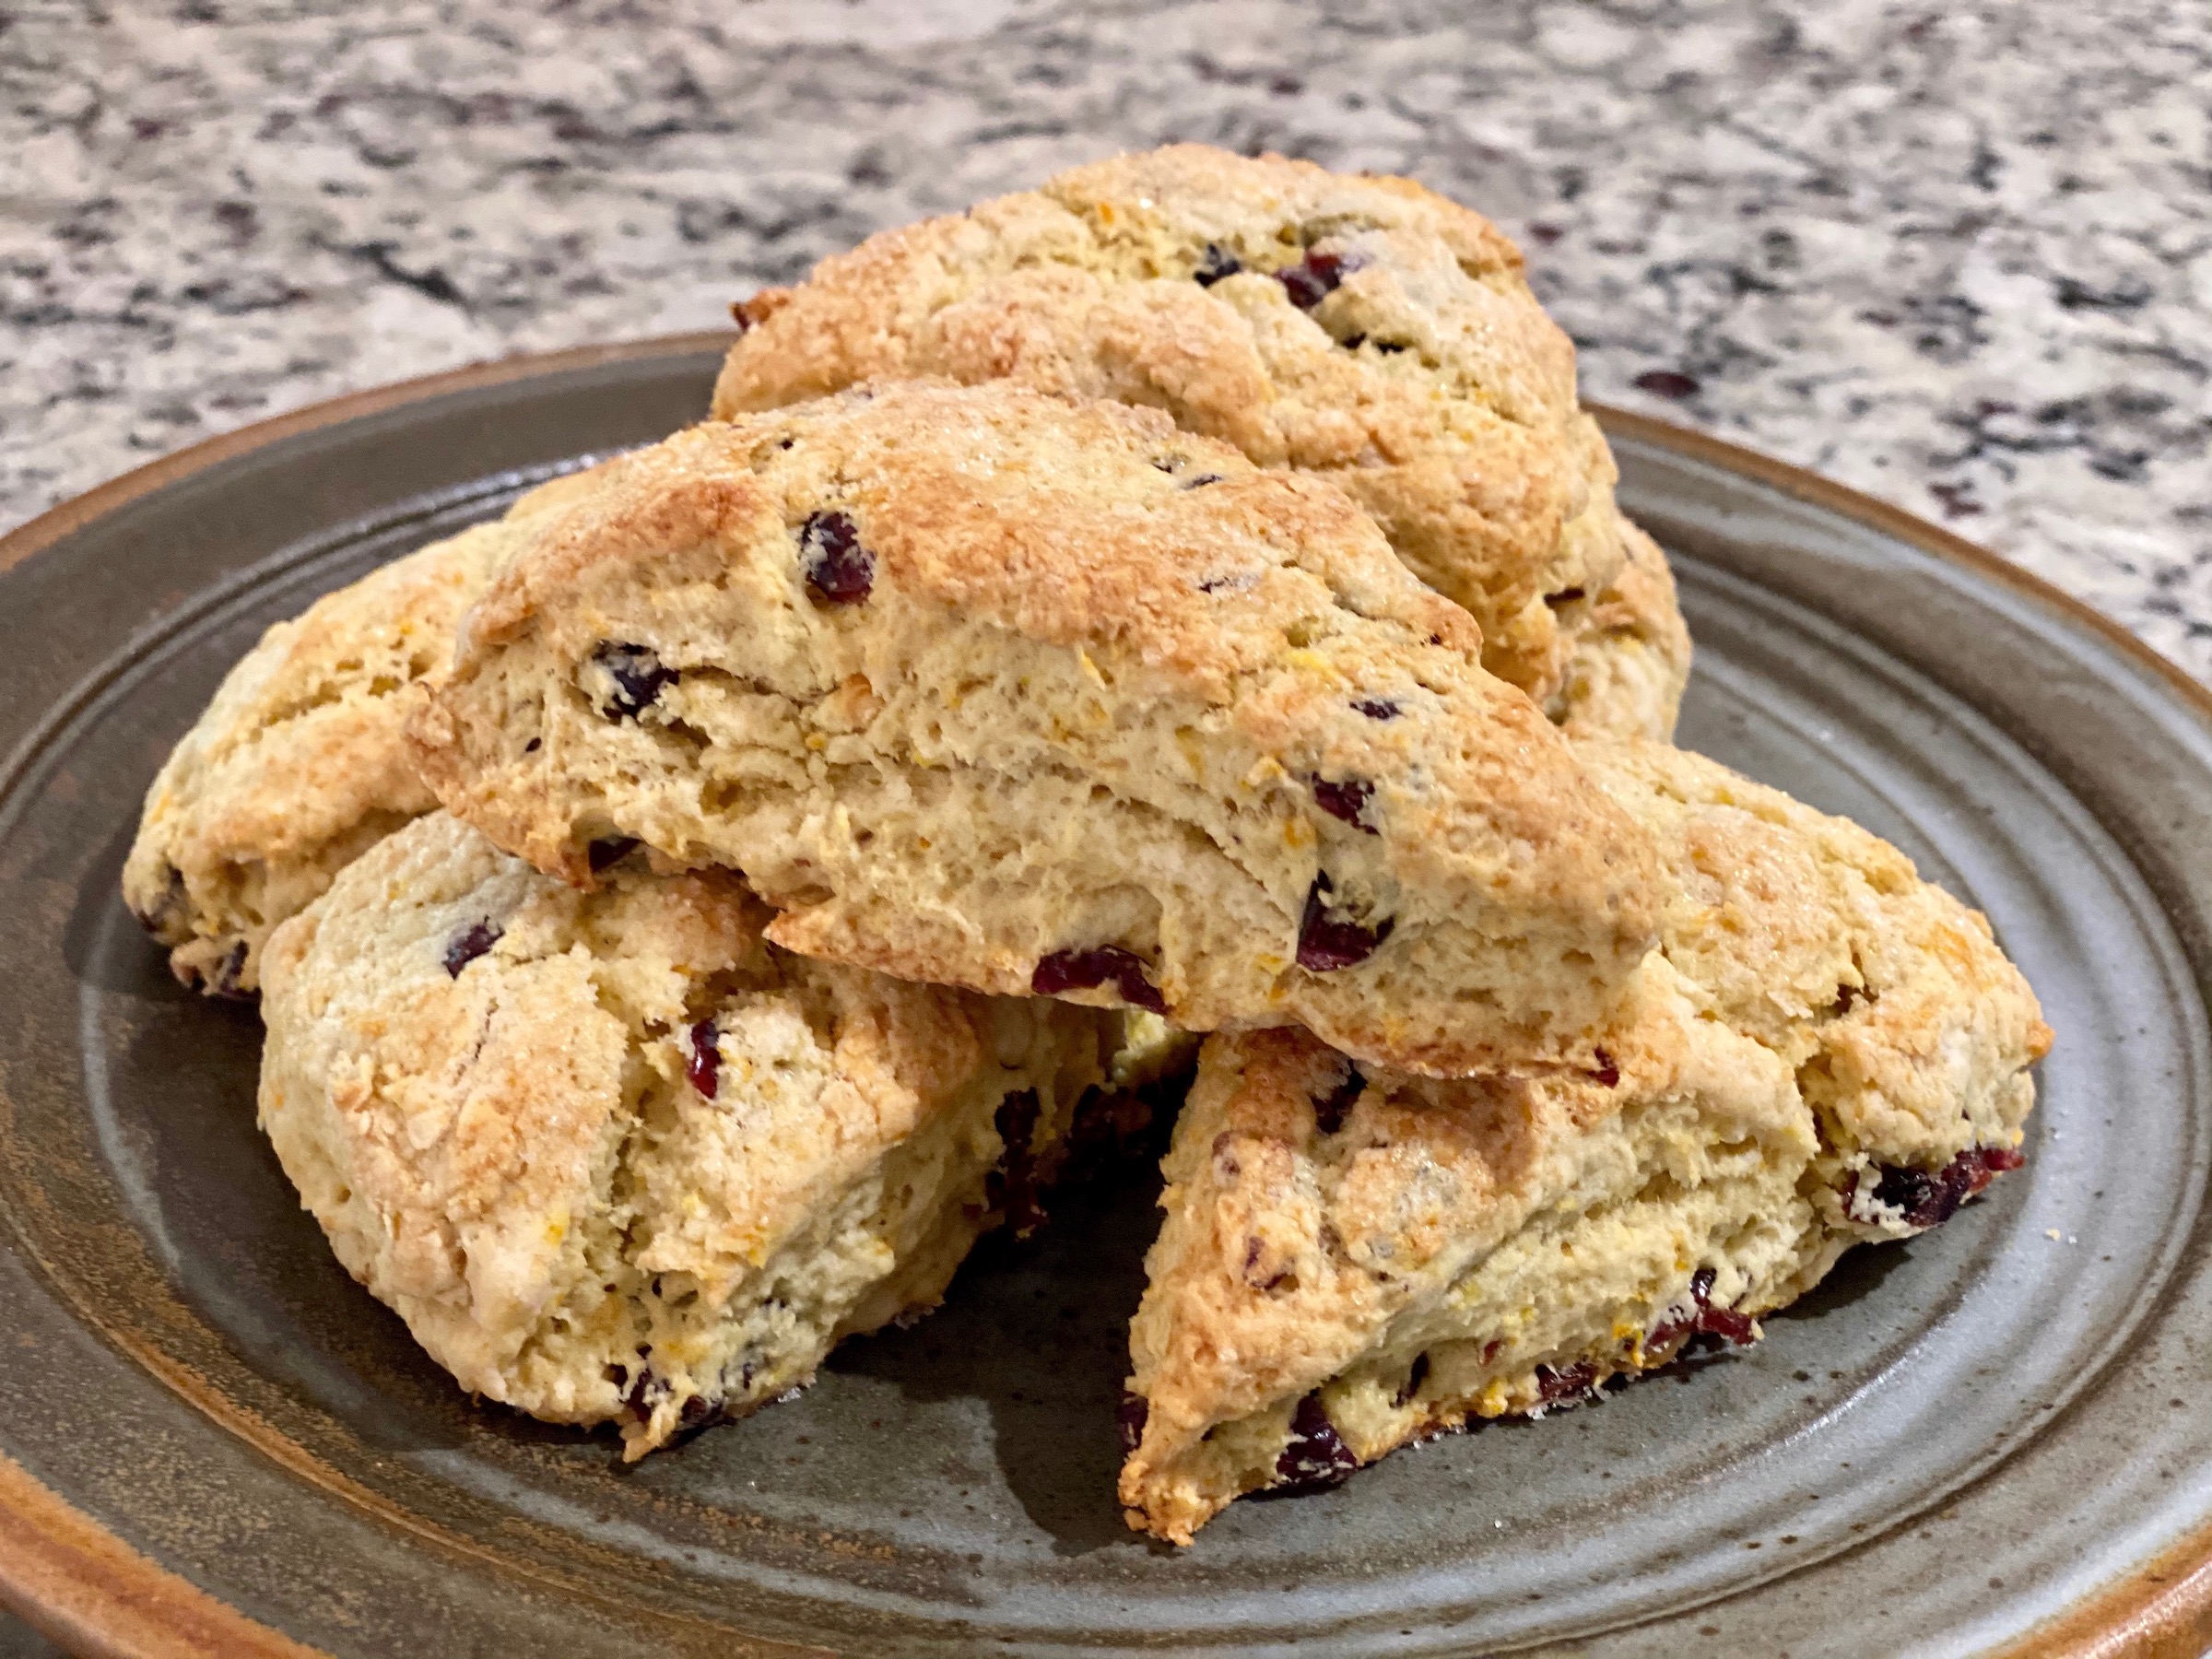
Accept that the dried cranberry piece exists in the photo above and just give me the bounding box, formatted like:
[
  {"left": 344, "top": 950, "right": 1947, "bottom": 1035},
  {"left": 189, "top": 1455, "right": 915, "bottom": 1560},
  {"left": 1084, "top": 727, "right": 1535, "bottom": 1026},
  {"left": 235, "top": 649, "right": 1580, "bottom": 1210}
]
[
  {"left": 132, "top": 863, "right": 187, "bottom": 934},
  {"left": 1274, "top": 1393, "right": 1359, "bottom": 1490},
  {"left": 1393, "top": 1353, "right": 1430, "bottom": 1409},
  {"left": 1312, "top": 776, "right": 1378, "bottom": 834},
  {"left": 590, "top": 641, "right": 678, "bottom": 720},
  {"left": 1312, "top": 1059, "right": 1363, "bottom": 1135},
  {"left": 1857, "top": 1144, "right": 2025, "bottom": 1230},
  {"left": 1193, "top": 243, "right": 1242, "bottom": 287},
  {"left": 624, "top": 1363, "right": 672, "bottom": 1416},
  {"left": 1276, "top": 249, "right": 1363, "bottom": 310},
  {"left": 989, "top": 1088, "right": 1048, "bottom": 1236},
  {"left": 442, "top": 919, "right": 501, "bottom": 979},
  {"left": 1117, "top": 1391, "right": 1150, "bottom": 1454},
  {"left": 208, "top": 939, "right": 253, "bottom": 1001},
  {"left": 677, "top": 1393, "right": 724, "bottom": 1430},
  {"left": 1649, "top": 1265, "right": 1757, "bottom": 1352},
  {"left": 587, "top": 835, "right": 641, "bottom": 873},
  {"left": 1030, "top": 945, "right": 1167, "bottom": 1014},
  {"left": 686, "top": 1018, "right": 720, "bottom": 1100},
  {"left": 1535, "top": 1361, "right": 1598, "bottom": 1405},
  {"left": 1872, "top": 1161, "right": 1958, "bottom": 1227},
  {"left": 1296, "top": 876, "right": 1393, "bottom": 971},
  {"left": 1591, "top": 1046, "right": 1620, "bottom": 1088},
  {"left": 1697, "top": 1303, "right": 1758, "bottom": 1346},
  {"left": 799, "top": 510, "right": 874, "bottom": 605},
  {"left": 1353, "top": 697, "right": 1399, "bottom": 721}
]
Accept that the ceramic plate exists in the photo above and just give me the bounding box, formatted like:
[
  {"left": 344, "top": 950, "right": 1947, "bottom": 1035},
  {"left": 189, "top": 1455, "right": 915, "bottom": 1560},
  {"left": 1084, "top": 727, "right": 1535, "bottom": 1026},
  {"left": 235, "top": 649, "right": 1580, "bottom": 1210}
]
[{"left": 2, "top": 336, "right": 2208, "bottom": 1659}]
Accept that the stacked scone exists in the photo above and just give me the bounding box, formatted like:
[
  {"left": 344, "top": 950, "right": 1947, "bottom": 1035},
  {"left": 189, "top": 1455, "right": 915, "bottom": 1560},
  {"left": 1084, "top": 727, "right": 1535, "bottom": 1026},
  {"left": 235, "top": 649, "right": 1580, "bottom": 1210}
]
[{"left": 124, "top": 146, "right": 2047, "bottom": 1541}]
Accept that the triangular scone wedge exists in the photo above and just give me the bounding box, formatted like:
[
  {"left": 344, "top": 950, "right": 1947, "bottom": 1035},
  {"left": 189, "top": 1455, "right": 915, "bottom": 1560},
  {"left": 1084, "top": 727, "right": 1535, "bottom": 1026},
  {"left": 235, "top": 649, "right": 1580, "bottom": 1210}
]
[
  {"left": 712, "top": 143, "right": 1686, "bottom": 725},
  {"left": 408, "top": 380, "right": 1661, "bottom": 1077},
  {"left": 121, "top": 466, "right": 606, "bottom": 995},
  {"left": 1120, "top": 737, "right": 2050, "bottom": 1544},
  {"left": 259, "top": 811, "right": 1118, "bottom": 1457}
]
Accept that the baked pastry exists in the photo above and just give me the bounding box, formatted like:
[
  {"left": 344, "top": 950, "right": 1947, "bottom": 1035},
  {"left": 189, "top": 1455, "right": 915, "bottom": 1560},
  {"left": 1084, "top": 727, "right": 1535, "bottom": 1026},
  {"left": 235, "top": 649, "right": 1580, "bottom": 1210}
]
[
  {"left": 712, "top": 143, "right": 1687, "bottom": 725},
  {"left": 121, "top": 469, "right": 603, "bottom": 995},
  {"left": 1119, "top": 736, "right": 2050, "bottom": 1543},
  {"left": 1549, "top": 521, "right": 1689, "bottom": 741},
  {"left": 408, "top": 380, "right": 1662, "bottom": 1077},
  {"left": 258, "top": 810, "right": 1119, "bottom": 1456}
]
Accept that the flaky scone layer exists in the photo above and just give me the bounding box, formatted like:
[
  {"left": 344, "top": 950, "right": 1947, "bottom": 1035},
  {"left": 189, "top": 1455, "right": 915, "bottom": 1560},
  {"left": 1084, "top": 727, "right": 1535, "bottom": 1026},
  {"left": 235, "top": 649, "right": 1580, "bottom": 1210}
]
[
  {"left": 409, "top": 381, "right": 1660, "bottom": 1077},
  {"left": 1121, "top": 738, "right": 2050, "bottom": 1544},
  {"left": 121, "top": 467, "right": 605, "bottom": 995},
  {"left": 259, "top": 811, "right": 1116, "bottom": 1456},
  {"left": 712, "top": 143, "right": 1683, "bottom": 722}
]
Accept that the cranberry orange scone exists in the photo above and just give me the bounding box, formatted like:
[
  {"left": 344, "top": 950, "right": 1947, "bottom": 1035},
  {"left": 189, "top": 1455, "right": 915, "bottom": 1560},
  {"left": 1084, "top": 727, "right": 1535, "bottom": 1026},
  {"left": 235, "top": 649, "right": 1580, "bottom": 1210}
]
[
  {"left": 258, "top": 811, "right": 1118, "bottom": 1457},
  {"left": 712, "top": 143, "right": 1688, "bottom": 729},
  {"left": 408, "top": 381, "right": 1661, "bottom": 1078},
  {"left": 121, "top": 468, "right": 605, "bottom": 995},
  {"left": 1120, "top": 737, "right": 2050, "bottom": 1544}
]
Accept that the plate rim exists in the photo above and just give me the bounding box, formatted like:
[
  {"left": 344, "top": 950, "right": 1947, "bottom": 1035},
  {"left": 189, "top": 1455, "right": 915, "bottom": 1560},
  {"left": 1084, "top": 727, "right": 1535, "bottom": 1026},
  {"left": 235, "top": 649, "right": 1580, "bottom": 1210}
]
[{"left": 1, "top": 331, "right": 2206, "bottom": 1659}]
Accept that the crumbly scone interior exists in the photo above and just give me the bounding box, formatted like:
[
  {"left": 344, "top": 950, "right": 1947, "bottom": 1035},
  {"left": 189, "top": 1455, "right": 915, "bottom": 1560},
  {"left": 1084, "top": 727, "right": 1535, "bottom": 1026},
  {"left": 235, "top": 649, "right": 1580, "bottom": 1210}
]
[
  {"left": 712, "top": 144, "right": 1647, "bottom": 708},
  {"left": 121, "top": 466, "right": 604, "bottom": 995},
  {"left": 409, "top": 383, "right": 1662, "bottom": 1079},
  {"left": 1103, "top": 1010, "right": 1204, "bottom": 1093},
  {"left": 1119, "top": 736, "right": 2049, "bottom": 1544},
  {"left": 258, "top": 811, "right": 1114, "bottom": 1457}
]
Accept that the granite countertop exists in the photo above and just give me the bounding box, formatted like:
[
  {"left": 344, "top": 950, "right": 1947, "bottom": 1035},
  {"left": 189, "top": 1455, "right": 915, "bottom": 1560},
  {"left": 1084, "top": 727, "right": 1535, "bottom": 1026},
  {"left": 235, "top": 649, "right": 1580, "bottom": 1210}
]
[{"left": 2, "top": 0, "right": 2207, "bottom": 696}]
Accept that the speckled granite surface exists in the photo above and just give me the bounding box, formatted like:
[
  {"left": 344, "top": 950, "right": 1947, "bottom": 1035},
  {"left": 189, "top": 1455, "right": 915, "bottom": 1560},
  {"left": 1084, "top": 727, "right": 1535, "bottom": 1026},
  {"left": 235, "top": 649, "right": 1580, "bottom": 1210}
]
[{"left": 3, "top": 0, "right": 2208, "bottom": 683}]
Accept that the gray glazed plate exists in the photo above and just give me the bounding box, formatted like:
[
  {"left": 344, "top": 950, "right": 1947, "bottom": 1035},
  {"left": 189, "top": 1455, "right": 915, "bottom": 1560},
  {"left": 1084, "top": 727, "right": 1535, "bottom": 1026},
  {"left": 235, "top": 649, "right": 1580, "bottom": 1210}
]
[{"left": 1, "top": 335, "right": 2209, "bottom": 1659}]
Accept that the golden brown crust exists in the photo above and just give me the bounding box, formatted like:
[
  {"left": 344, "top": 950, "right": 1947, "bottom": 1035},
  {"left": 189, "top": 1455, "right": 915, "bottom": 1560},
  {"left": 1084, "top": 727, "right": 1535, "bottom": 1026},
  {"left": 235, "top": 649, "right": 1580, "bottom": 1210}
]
[
  {"left": 1574, "top": 735, "right": 2053, "bottom": 1137},
  {"left": 412, "top": 381, "right": 1663, "bottom": 1078},
  {"left": 118, "top": 467, "right": 606, "bottom": 994},
  {"left": 1120, "top": 736, "right": 2048, "bottom": 1543},
  {"left": 712, "top": 144, "right": 1664, "bottom": 713},
  {"left": 258, "top": 811, "right": 1115, "bottom": 1456}
]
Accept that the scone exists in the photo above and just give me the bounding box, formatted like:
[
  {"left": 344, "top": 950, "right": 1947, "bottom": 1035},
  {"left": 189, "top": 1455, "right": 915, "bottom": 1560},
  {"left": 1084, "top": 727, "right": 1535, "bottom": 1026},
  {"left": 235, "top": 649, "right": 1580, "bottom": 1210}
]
[
  {"left": 1119, "top": 737, "right": 2050, "bottom": 1544},
  {"left": 712, "top": 143, "right": 1688, "bottom": 725},
  {"left": 408, "top": 381, "right": 1662, "bottom": 1078},
  {"left": 121, "top": 467, "right": 604, "bottom": 995},
  {"left": 1549, "top": 522, "right": 1690, "bottom": 741},
  {"left": 258, "top": 811, "right": 1119, "bottom": 1457}
]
